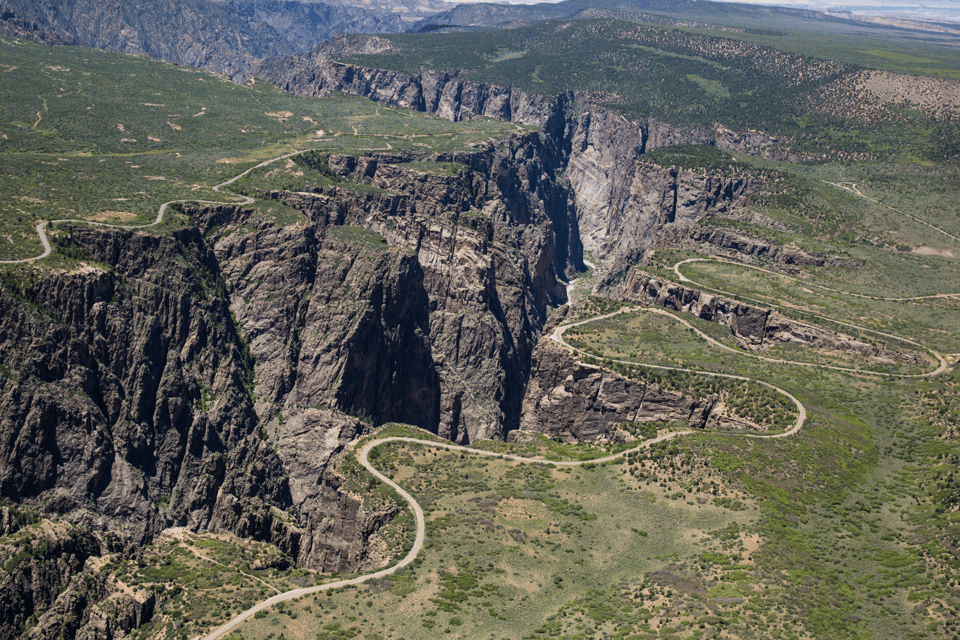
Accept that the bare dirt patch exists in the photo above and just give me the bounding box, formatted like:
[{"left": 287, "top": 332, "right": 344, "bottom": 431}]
[
  {"left": 859, "top": 70, "right": 960, "bottom": 119},
  {"left": 90, "top": 210, "right": 138, "bottom": 222},
  {"left": 912, "top": 246, "right": 954, "bottom": 257}
]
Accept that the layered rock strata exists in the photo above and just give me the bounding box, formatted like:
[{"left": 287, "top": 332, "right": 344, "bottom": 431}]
[{"left": 254, "top": 41, "right": 779, "bottom": 268}]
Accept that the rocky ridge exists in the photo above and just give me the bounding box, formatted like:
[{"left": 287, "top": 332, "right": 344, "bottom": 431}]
[
  {"left": 0, "top": 124, "right": 588, "bottom": 638},
  {"left": 615, "top": 269, "right": 914, "bottom": 362},
  {"left": 254, "top": 38, "right": 784, "bottom": 269},
  {"left": 519, "top": 341, "right": 716, "bottom": 442}
]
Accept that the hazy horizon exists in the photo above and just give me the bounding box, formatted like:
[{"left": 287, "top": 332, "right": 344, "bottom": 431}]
[{"left": 442, "top": 0, "right": 960, "bottom": 22}]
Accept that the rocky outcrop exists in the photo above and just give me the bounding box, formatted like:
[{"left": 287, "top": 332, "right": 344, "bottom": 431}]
[
  {"left": 566, "top": 107, "right": 754, "bottom": 263},
  {"left": 616, "top": 269, "right": 897, "bottom": 358},
  {"left": 685, "top": 226, "right": 825, "bottom": 265},
  {"left": 0, "top": 0, "right": 291, "bottom": 79},
  {"left": 0, "top": 207, "right": 454, "bottom": 601},
  {"left": 0, "top": 522, "right": 103, "bottom": 639},
  {"left": 519, "top": 342, "right": 716, "bottom": 442},
  {"left": 0, "top": 128, "right": 580, "bottom": 569},
  {"left": 0, "top": 226, "right": 259, "bottom": 544},
  {"left": 0, "top": 0, "right": 418, "bottom": 80},
  {"left": 237, "top": 133, "right": 580, "bottom": 442},
  {"left": 254, "top": 45, "right": 775, "bottom": 268},
  {"left": 223, "top": 0, "right": 404, "bottom": 54},
  {"left": 255, "top": 46, "right": 784, "bottom": 160}
]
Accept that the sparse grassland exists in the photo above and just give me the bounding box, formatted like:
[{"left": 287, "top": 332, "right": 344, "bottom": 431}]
[
  {"left": 98, "top": 531, "right": 322, "bottom": 640},
  {"left": 232, "top": 441, "right": 757, "bottom": 640},
  {"left": 342, "top": 18, "right": 960, "bottom": 162},
  {"left": 0, "top": 38, "right": 525, "bottom": 261}
]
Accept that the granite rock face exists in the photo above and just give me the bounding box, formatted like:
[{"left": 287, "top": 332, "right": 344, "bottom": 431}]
[
  {"left": 0, "top": 118, "right": 587, "bottom": 637},
  {"left": 0, "top": 208, "right": 454, "bottom": 637},
  {"left": 243, "top": 134, "right": 581, "bottom": 442},
  {"left": 254, "top": 44, "right": 777, "bottom": 268},
  {"left": 519, "top": 343, "right": 716, "bottom": 442}
]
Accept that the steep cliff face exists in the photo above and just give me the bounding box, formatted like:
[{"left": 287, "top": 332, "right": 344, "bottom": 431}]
[
  {"left": 191, "top": 206, "right": 442, "bottom": 571},
  {"left": 245, "top": 134, "right": 580, "bottom": 442},
  {"left": 255, "top": 52, "right": 563, "bottom": 128},
  {"left": 0, "top": 0, "right": 291, "bottom": 79},
  {"left": 566, "top": 107, "right": 753, "bottom": 264},
  {"left": 0, "top": 124, "right": 582, "bottom": 575},
  {"left": 254, "top": 46, "right": 773, "bottom": 267},
  {"left": 0, "top": 226, "right": 262, "bottom": 544},
  {"left": 223, "top": 0, "right": 404, "bottom": 54},
  {"left": 0, "top": 201, "right": 462, "bottom": 636},
  {"left": 519, "top": 342, "right": 716, "bottom": 442},
  {"left": 0, "top": 521, "right": 104, "bottom": 639}
]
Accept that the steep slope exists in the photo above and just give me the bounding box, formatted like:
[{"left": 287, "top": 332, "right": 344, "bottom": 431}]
[
  {"left": 0, "top": 0, "right": 291, "bottom": 78},
  {"left": 255, "top": 38, "right": 762, "bottom": 266},
  {"left": 0, "top": 0, "right": 422, "bottom": 79},
  {"left": 236, "top": 137, "right": 581, "bottom": 443},
  {"left": 0, "top": 111, "right": 586, "bottom": 635}
]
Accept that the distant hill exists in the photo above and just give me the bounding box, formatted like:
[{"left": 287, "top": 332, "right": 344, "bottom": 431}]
[
  {"left": 410, "top": 0, "right": 960, "bottom": 38},
  {"left": 306, "top": 0, "right": 455, "bottom": 21},
  {"left": 0, "top": 0, "right": 443, "bottom": 79}
]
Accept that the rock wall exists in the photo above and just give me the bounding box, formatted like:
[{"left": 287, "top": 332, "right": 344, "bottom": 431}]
[
  {"left": 566, "top": 105, "right": 753, "bottom": 263},
  {"left": 0, "top": 210, "right": 449, "bottom": 637},
  {"left": 519, "top": 342, "right": 715, "bottom": 442},
  {"left": 246, "top": 133, "right": 580, "bottom": 442},
  {"left": 615, "top": 269, "right": 891, "bottom": 356},
  {"left": 254, "top": 45, "right": 775, "bottom": 268}
]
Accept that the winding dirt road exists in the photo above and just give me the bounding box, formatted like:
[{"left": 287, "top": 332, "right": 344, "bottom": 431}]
[
  {"left": 201, "top": 304, "right": 811, "bottom": 640},
  {"left": 671, "top": 258, "right": 948, "bottom": 378},
  {"left": 0, "top": 149, "right": 305, "bottom": 265},
  {"left": 199, "top": 182, "right": 959, "bottom": 639},
  {"left": 10, "top": 144, "right": 949, "bottom": 638}
]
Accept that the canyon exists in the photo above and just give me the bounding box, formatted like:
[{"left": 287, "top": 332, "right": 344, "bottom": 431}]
[{"left": 0, "top": 34, "right": 900, "bottom": 640}]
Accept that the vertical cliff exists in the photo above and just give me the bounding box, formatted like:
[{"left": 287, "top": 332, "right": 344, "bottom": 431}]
[
  {"left": 244, "top": 132, "right": 581, "bottom": 442},
  {"left": 254, "top": 46, "right": 767, "bottom": 270}
]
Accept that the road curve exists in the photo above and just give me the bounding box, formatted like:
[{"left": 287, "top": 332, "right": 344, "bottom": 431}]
[
  {"left": 31, "top": 141, "right": 935, "bottom": 637},
  {"left": 203, "top": 307, "right": 812, "bottom": 640},
  {"left": 203, "top": 412, "right": 804, "bottom": 640},
  {"left": 549, "top": 308, "right": 806, "bottom": 439},
  {"left": 0, "top": 149, "right": 308, "bottom": 265},
  {"left": 671, "top": 258, "right": 948, "bottom": 378}
]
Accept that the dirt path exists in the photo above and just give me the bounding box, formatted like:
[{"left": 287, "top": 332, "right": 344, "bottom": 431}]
[
  {"left": 823, "top": 180, "right": 960, "bottom": 244},
  {"left": 202, "top": 303, "right": 814, "bottom": 640},
  {"left": 159, "top": 528, "right": 281, "bottom": 595},
  {"left": 671, "top": 258, "right": 947, "bottom": 378},
  {"left": 0, "top": 149, "right": 306, "bottom": 265},
  {"left": 549, "top": 307, "right": 806, "bottom": 439}
]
